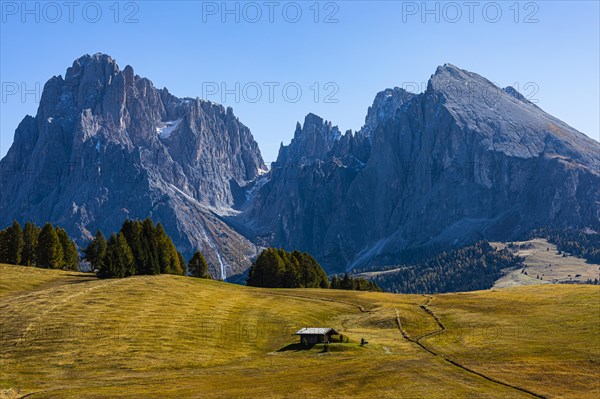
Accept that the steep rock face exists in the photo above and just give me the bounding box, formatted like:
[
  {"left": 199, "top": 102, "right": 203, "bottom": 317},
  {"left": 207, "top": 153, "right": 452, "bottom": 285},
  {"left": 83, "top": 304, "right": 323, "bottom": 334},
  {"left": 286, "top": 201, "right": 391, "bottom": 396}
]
[
  {"left": 0, "top": 53, "right": 266, "bottom": 278},
  {"left": 238, "top": 88, "right": 415, "bottom": 269},
  {"left": 240, "top": 65, "right": 600, "bottom": 273}
]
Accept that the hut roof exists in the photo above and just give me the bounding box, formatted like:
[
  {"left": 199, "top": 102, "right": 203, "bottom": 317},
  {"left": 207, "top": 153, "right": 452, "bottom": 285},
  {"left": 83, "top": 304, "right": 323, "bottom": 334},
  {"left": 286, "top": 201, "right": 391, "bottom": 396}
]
[{"left": 295, "top": 327, "right": 339, "bottom": 335}]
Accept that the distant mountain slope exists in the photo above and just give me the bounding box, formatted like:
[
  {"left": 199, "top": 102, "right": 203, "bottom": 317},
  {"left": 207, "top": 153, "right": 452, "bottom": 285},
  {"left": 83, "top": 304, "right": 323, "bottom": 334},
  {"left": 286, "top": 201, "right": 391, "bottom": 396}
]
[
  {"left": 239, "top": 64, "right": 600, "bottom": 273},
  {"left": 0, "top": 53, "right": 266, "bottom": 278}
]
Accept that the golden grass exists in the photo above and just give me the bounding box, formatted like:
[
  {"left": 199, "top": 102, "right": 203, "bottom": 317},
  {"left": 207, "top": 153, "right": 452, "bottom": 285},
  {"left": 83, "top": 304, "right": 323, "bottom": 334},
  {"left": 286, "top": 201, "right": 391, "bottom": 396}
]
[
  {"left": 0, "top": 263, "right": 94, "bottom": 298},
  {"left": 1, "top": 264, "right": 598, "bottom": 398},
  {"left": 423, "top": 285, "right": 600, "bottom": 399}
]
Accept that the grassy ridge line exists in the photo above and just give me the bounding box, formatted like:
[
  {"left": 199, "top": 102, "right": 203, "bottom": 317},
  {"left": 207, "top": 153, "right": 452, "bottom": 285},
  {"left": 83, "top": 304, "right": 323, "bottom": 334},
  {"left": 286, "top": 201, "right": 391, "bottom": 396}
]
[
  {"left": 0, "top": 266, "right": 95, "bottom": 299},
  {"left": 262, "top": 291, "right": 372, "bottom": 313},
  {"left": 395, "top": 298, "right": 547, "bottom": 399}
]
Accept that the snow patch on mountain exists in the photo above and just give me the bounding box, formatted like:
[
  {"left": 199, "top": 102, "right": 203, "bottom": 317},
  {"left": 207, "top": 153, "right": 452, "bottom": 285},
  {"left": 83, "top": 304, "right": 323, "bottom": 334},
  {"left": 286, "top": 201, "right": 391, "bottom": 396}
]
[{"left": 156, "top": 119, "right": 181, "bottom": 139}]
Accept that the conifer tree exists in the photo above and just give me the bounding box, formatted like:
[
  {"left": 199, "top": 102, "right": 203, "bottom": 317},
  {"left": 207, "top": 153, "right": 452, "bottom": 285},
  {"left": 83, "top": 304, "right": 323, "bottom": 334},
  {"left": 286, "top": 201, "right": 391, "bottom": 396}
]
[
  {"left": 21, "top": 222, "right": 40, "bottom": 266},
  {"left": 99, "top": 233, "right": 118, "bottom": 278},
  {"left": 282, "top": 254, "right": 301, "bottom": 287},
  {"left": 178, "top": 251, "right": 187, "bottom": 276},
  {"left": 121, "top": 220, "right": 145, "bottom": 274},
  {"left": 141, "top": 218, "right": 160, "bottom": 275},
  {"left": 36, "top": 223, "right": 63, "bottom": 269},
  {"left": 5, "top": 221, "right": 24, "bottom": 265},
  {"left": 84, "top": 230, "right": 107, "bottom": 271},
  {"left": 99, "top": 233, "right": 134, "bottom": 278},
  {"left": 56, "top": 227, "right": 79, "bottom": 270},
  {"left": 155, "top": 223, "right": 183, "bottom": 275},
  {"left": 116, "top": 232, "right": 135, "bottom": 277},
  {"left": 188, "top": 250, "right": 211, "bottom": 279},
  {"left": 247, "top": 249, "right": 281, "bottom": 287},
  {"left": 0, "top": 229, "right": 8, "bottom": 263},
  {"left": 330, "top": 275, "right": 340, "bottom": 289},
  {"left": 341, "top": 274, "right": 352, "bottom": 290}
]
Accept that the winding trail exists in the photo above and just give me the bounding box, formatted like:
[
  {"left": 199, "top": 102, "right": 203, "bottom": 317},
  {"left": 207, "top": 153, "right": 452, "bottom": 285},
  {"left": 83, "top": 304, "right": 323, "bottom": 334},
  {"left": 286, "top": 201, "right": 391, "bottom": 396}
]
[
  {"left": 19, "top": 391, "right": 44, "bottom": 398},
  {"left": 395, "top": 296, "right": 547, "bottom": 399},
  {"left": 265, "top": 289, "right": 546, "bottom": 398}
]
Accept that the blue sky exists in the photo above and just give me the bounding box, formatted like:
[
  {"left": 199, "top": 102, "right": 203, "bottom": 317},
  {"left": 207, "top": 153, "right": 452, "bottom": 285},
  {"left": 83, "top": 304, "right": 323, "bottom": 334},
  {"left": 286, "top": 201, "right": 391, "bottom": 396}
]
[{"left": 1, "top": 1, "right": 598, "bottom": 163}]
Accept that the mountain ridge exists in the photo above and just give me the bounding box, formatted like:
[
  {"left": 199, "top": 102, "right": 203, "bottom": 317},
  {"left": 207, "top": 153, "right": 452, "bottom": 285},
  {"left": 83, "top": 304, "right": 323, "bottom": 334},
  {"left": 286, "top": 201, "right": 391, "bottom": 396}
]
[
  {"left": 238, "top": 62, "right": 600, "bottom": 273},
  {"left": 2, "top": 53, "right": 599, "bottom": 277}
]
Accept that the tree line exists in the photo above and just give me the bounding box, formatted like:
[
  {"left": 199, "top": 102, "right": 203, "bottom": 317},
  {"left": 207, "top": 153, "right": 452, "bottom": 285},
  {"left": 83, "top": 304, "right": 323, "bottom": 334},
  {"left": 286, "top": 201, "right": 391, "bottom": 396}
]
[
  {"left": 246, "top": 248, "right": 382, "bottom": 291},
  {"left": 85, "top": 218, "right": 212, "bottom": 279},
  {"left": 0, "top": 218, "right": 213, "bottom": 280},
  {"left": 0, "top": 221, "right": 79, "bottom": 270},
  {"left": 330, "top": 274, "right": 382, "bottom": 292},
  {"left": 2, "top": 219, "right": 385, "bottom": 292},
  {"left": 371, "top": 241, "right": 522, "bottom": 294}
]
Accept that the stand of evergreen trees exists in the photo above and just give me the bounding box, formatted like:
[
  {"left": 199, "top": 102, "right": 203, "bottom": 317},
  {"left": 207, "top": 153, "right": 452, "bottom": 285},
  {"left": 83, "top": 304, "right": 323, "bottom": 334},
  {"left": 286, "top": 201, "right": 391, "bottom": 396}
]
[
  {"left": 246, "top": 248, "right": 382, "bottom": 292},
  {"left": 84, "top": 218, "right": 214, "bottom": 280},
  {"left": 85, "top": 218, "right": 190, "bottom": 278},
  {"left": 246, "top": 248, "right": 330, "bottom": 288},
  {"left": 330, "top": 274, "right": 382, "bottom": 292},
  {"left": 0, "top": 221, "right": 79, "bottom": 270},
  {"left": 1, "top": 218, "right": 214, "bottom": 280},
  {"left": 372, "top": 241, "right": 522, "bottom": 294},
  {"left": 528, "top": 227, "right": 600, "bottom": 264}
]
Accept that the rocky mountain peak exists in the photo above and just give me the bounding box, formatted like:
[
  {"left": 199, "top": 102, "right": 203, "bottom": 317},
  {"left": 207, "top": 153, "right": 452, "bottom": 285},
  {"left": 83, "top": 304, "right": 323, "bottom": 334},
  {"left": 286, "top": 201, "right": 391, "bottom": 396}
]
[
  {"left": 361, "top": 87, "right": 415, "bottom": 138},
  {"left": 427, "top": 63, "right": 495, "bottom": 96},
  {"left": 433, "top": 63, "right": 466, "bottom": 77},
  {"left": 423, "top": 64, "right": 600, "bottom": 167},
  {"left": 276, "top": 113, "right": 341, "bottom": 165},
  {"left": 65, "top": 53, "right": 119, "bottom": 79}
]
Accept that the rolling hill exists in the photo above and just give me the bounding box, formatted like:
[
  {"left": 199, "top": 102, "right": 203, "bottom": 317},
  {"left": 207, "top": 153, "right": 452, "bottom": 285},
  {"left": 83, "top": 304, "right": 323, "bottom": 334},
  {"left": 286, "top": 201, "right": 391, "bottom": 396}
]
[{"left": 1, "top": 264, "right": 598, "bottom": 398}]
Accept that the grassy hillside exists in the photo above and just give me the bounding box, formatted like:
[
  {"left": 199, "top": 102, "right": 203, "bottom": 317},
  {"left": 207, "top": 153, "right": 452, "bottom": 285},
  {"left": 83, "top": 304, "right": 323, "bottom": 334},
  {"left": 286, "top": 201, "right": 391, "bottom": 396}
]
[
  {"left": 493, "top": 239, "right": 600, "bottom": 287},
  {"left": 1, "top": 263, "right": 598, "bottom": 398},
  {"left": 0, "top": 265, "right": 96, "bottom": 298}
]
